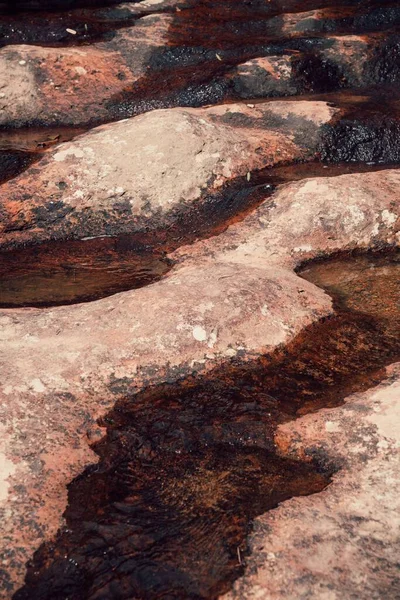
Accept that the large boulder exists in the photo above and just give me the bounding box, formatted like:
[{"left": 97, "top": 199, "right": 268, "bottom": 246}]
[{"left": 0, "top": 100, "right": 337, "bottom": 247}]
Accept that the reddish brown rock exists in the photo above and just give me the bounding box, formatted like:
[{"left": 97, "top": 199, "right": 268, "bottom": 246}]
[
  {"left": 0, "top": 2, "right": 399, "bottom": 599},
  {"left": 0, "top": 13, "right": 172, "bottom": 127},
  {"left": 230, "top": 33, "right": 399, "bottom": 99},
  {"left": 0, "top": 12, "right": 398, "bottom": 127},
  {"left": 223, "top": 366, "right": 400, "bottom": 600},
  {"left": 0, "top": 100, "right": 337, "bottom": 247},
  {"left": 231, "top": 56, "right": 298, "bottom": 99},
  {"left": 174, "top": 168, "right": 400, "bottom": 268},
  {"left": 0, "top": 167, "right": 398, "bottom": 596},
  {"left": 0, "top": 0, "right": 182, "bottom": 47},
  {"left": 281, "top": 4, "right": 400, "bottom": 37}
]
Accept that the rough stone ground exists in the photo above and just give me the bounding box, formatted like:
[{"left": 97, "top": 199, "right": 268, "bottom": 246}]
[
  {"left": 224, "top": 366, "right": 400, "bottom": 600},
  {"left": 1, "top": 167, "right": 399, "bottom": 597},
  {"left": 0, "top": 100, "right": 337, "bottom": 245},
  {"left": 0, "top": 3, "right": 399, "bottom": 127},
  {"left": 0, "top": 0, "right": 400, "bottom": 598}
]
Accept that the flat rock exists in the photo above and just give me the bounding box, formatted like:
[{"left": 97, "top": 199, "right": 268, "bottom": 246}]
[{"left": 0, "top": 167, "right": 398, "bottom": 596}]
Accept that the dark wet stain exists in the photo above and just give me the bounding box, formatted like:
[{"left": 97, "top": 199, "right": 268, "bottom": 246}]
[
  {"left": 105, "top": 3, "right": 400, "bottom": 121},
  {"left": 0, "top": 0, "right": 123, "bottom": 13},
  {"left": 368, "top": 33, "right": 400, "bottom": 85},
  {"left": 291, "top": 53, "right": 349, "bottom": 94},
  {"left": 0, "top": 236, "right": 171, "bottom": 307},
  {"left": 321, "top": 116, "right": 400, "bottom": 163},
  {"left": 0, "top": 150, "right": 36, "bottom": 184},
  {"left": 13, "top": 250, "right": 400, "bottom": 599},
  {"left": 0, "top": 0, "right": 399, "bottom": 139},
  {"left": 0, "top": 6, "right": 153, "bottom": 48},
  {"left": 319, "top": 92, "right": 400, "bottom": 162},
  {"left": 161, "top": 0, "right": 399, "bottom": 51},
  {"left": 0, "top": 126, "right": 87, "bottom": 184},
  {"left": 7, "top": 0, "right": 388, "bottom": 51}
]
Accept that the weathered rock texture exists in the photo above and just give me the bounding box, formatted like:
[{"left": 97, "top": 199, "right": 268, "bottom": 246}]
[
  {"left": 224, "top": 365, "right": 400, "bottom": 600},
  {"left": 0, "top": 167, "right": 399, "bottom": 597},
  {"left": 0, "top": 13, "right": 172, "bottom": 127},
  {"left": 0, "top": 1, "right": 400, "bottom": 598},
  {"left": 0, "top": 1, "right": 399, "bottom": 126},
  {"left": 0, "top": 100, "right": 337, "bottom": 246}
]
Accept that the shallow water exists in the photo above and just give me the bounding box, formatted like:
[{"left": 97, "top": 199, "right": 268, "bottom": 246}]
[
  {"left": 0, "top": 236, "right": 171, "bottom": 307},
  {"left": 2, "top": 0, "right": 399, "bottom": 597},
  {"left": 14, "top": 250, "right": 400, "bottom": 599},
  {"left": 0, "top": 126, "right": 88, "bottom": 183}
]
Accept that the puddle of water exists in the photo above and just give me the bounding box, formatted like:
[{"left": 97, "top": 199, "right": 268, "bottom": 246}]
[
  {"left": 15, "top": 448, "right": 328, "bottom": 600},
  {"left": 0, "top": 126, "right": 88, "bottom": 184},
  {"left": 14, "top": 250, "right": 400, "bottom": 599},
  {"left": 247, "top": 159, "right": 397, "bottom": 186},
  {"left": 300, "top": 251, "right": 400, "bottom": 323},
  {"left": 2, "top": 0, "right": 400, "bottom": 595},
  {"left": 0, "top": 127, "right": 87, "bottom": 153},
  {"left": 0, "top": 236, "right": 171, "bottom": 308},
  {"left": 0, "top": 163, "right": 397, "bottom": 308}
]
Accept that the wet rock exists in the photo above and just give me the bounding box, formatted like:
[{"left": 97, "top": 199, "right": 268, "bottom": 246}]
[
  {"left": 0, "top": 0, "right": 181, "bottom": 47},
  {"left": 231, "top": 56, "right": 298, "bottom": 99},
  {"left": 11, "top": 250, "right": 400, "bottom": 599},
  {"left": 0, "top": 0, "right": 125, "bottom": 11},
  {"left": 0, "top": 2, "right": 399, "bottom": 598},
  {"left": 0, "top": 151, "right": 36, "bottom": 185},
  {"left": 0, "top": 100, "right": 337, "bottom": 246},
  {"left": 0, "top": 12, "right": 399, "bottom": 127},
  {"left": 224, "top": 365, "right": 400, "bottom": 600},
  {"left": 0, "top": 168, "right": 398, "bottom": 596},
  {"left": 228, "top": 33, "right": 400, "bottom": 100},
  {"left": 0, "top": 13, "right": 172, "bottom": 127},
  {"left": 281, "top": 4, "right": 400, "bottom": 37}
]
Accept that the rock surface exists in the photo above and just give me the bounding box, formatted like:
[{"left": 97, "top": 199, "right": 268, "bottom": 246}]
[
  {"left": 224, "top": 365, "right": 400, "bottom": 600},
  {"left": 0, "top": 100, "right": 337, "bottom": 247},
  {"left": 0, "top": 13, "right": 172, "bottom": 127},
  {"left": 0, "top": 1, "right": 400, "bottom": 598},
  {"left": 0, "top": 167, "right": 399, "bottom": 597},
  {"left": 0, "top": 1, "right": 399, "bottom": 126}
]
